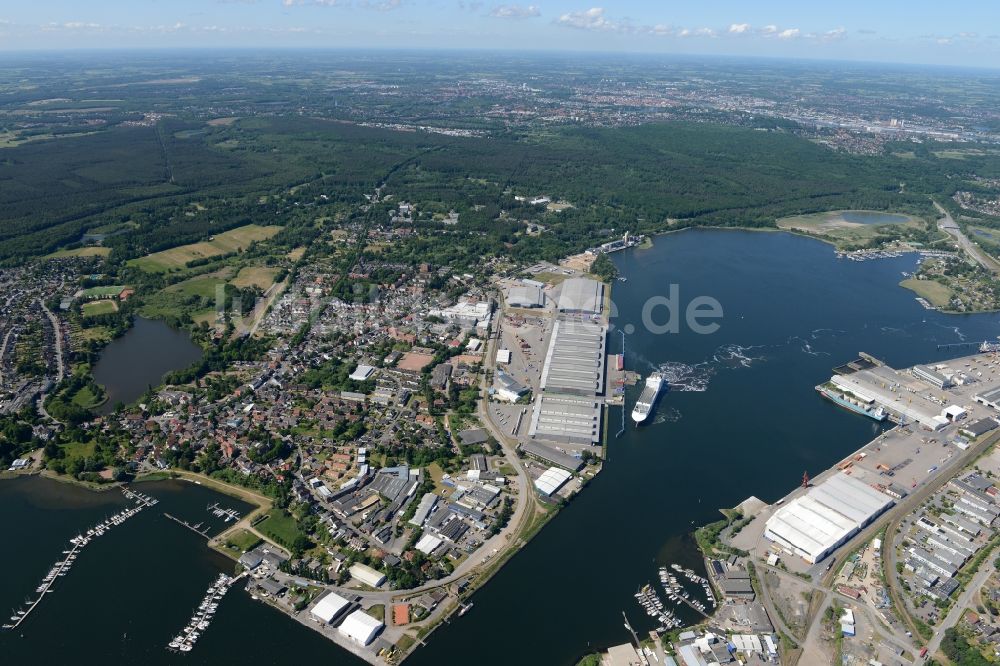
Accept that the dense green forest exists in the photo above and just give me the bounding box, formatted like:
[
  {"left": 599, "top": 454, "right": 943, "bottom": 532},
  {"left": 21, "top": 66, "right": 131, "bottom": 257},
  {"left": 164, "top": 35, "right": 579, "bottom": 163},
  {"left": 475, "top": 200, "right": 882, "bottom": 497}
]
[{"left": 0, "top": 114, "right": 989, "bottom": 266}]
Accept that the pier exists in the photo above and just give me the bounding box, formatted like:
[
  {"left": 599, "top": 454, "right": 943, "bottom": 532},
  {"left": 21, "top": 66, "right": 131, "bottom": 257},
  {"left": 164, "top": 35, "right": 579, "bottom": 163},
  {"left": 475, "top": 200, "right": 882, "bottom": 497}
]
[
  {"left": 166, "top": 572, "right": 243, "bottom": 653},
  {"left": 164, "top": 512, "right": 212, "bottom": 538},
  {"left": 3, "top": 487, "right": 152, "bottom": 631},
  {"left": 615, "top": 329, "right": 626, "bottom": 439},
  {"left": 207, "top": 502, "right": 241, "bottom": 523},
  {"left": 935, "top": 340, "right": 1000, "bottom": 352}
]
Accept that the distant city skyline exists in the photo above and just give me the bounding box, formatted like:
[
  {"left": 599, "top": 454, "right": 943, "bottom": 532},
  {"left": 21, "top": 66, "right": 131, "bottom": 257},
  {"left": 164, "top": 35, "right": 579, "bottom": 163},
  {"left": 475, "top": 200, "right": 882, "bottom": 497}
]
[{"left": 2, "top": 1, "right": 1000, "bottom": 69}]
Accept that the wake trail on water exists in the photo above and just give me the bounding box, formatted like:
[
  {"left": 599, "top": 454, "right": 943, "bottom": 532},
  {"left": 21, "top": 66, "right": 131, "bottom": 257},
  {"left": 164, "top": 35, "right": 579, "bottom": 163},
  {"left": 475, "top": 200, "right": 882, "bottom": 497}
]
[{"left": 652, "top": 407, "right": 683, "bottom": 424}]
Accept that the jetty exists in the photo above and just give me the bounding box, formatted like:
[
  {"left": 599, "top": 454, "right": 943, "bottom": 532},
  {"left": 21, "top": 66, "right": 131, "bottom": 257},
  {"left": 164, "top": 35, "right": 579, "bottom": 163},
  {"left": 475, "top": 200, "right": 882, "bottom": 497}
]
[
  {"left": 3, "top": 488, "right": 152, "bottom": 631},
  {"left": 164, "top": 513, "right": 212, "bottom": 538},
  {"left": 207, "top": 502, "right": 241, "bottom": 523},
  {"left": 166, "top": 572, "right": 242, "bottom": 653}
]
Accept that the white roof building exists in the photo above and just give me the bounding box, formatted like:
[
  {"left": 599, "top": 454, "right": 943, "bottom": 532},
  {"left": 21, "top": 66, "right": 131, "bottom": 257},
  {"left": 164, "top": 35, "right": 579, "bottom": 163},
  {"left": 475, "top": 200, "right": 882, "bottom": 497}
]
[
  {"left": 764, "top": 472, "right": 893, "bottom": 564},
  {"left": 338, "top": 609, "right": 384, "bottom": 645},
  {"left": 349, "top": 563, "right": 386, "bottom": 588},
  {"left": 310, "top": 592, "right": 350, "bottom": 624},
  {"left": 731, "top": 634, "right": 763, "bottom": 654},
  {"left": 349, "top": 365, "right": 376, "bottom": 381},
  {"left": 415, "top": 533, "right": 443, "bottom": 555},
  {"left": 534, "top": 466, "right": 572, "bottom": 496},
  {"left": 496, "top": 348, "right": 512, "bottom": 364}
]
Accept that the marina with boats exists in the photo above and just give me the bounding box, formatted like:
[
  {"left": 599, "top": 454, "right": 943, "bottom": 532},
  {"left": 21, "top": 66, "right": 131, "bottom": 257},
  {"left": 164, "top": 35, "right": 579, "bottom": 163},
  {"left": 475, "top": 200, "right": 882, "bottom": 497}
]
[
  {"left": 632, "top": 563, "right": 716, "bottom": 634},
  {"left": 167, "top": 572, "right": 238, "bottom": 653},
  {"left": 3, "top": 487, "right": 157, "bottom": 631}
]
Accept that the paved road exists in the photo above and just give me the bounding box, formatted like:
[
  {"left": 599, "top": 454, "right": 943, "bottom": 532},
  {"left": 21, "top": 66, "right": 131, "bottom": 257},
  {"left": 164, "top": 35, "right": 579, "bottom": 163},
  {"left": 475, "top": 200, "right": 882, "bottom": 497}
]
[
  {"left": 39, "top": 299, "right": 64, "bottom": 383},
  {"left": 935, "top": 200, "right": 1000, "bottom": 274},
  {"left": 0, "top": 326, "right": 13, "bottom": 385},
  {"left": 36, "top": 299, "right": 65, "bottom": 422}
]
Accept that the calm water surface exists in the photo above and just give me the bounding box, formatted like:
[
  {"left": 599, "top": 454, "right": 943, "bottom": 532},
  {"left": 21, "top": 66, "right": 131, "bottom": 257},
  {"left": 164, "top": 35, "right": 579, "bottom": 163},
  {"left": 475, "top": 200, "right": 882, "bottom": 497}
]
[{"left": 92, "top": 317, "right": 202, "bottom": 414}]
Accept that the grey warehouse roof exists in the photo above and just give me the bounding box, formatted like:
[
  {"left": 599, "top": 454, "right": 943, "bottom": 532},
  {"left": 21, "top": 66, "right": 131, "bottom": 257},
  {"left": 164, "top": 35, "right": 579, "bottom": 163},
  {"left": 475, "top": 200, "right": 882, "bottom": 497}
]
[{"left": 557, "top": 277, "right": 604, "bottom": 314}]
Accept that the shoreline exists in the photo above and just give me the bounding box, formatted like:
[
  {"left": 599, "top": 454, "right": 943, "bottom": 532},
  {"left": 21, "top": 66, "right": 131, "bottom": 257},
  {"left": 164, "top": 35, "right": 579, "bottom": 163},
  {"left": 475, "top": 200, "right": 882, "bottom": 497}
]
[{"left": 639, "top": 223, "right": 1000, "bottom": 315}]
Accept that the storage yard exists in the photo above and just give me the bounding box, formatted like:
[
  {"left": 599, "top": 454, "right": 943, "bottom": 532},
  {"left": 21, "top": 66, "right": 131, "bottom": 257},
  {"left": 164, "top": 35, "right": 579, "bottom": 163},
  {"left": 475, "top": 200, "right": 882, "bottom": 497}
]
[
  {"left": 493, "top": 269, "right": 608, "bottom": 501},
  {"left": 733, "top": 351, "right": 1000, "bottom": 577}
]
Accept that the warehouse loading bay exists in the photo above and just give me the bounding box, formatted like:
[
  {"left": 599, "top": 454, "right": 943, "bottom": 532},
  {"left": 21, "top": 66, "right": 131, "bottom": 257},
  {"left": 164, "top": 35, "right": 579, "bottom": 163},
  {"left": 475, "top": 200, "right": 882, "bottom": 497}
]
[{"left": 730, "top": 351, "right": 1000, "bottom": 578}]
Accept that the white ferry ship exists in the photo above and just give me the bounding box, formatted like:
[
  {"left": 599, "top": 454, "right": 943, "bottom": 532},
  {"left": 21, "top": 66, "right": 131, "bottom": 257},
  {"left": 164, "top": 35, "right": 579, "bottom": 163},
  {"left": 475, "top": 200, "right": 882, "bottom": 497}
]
[{"left": 631, "top": 373, "right": 665, "bottom": 424}]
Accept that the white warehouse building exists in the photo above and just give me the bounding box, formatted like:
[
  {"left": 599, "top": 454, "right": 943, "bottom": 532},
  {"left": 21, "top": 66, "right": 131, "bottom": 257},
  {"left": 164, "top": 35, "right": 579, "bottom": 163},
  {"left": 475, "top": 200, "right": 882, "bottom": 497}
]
[
  {"left": 310, "top": 592, "right": 351, "bottom": 624},
  {"left": 349, "top": 563, "right": 386, "bottom": 588},
  {"left": 338, "top": 609, "right": 384, "bottom": 646},
  {"left": 764, "top": 472, "right": 894, "bottom": 564}
]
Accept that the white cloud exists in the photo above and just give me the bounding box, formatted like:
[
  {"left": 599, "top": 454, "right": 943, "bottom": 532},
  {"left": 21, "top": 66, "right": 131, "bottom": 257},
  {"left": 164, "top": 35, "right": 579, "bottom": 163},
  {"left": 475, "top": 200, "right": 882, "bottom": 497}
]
[
  {"left": 777, "top": 28, "right": 799, "bottom": 39},
  {"left": 759, "top": 24, "right": 778, "bottom": 35},
  {"left": 490, "top": 4, "right": 540, "bottom": 19},
  {"left": 821, "top": 27, "right": 846, "bottom": 41},
  {"left": 556, "top": 7, "right": 622, "bottom": 32},
  {"left": 678, "top": 27, "right": 715, "bottom": 38},
  {"left": 728, "top": 23, "right": 750, "bottom": 34},
  {"left": 62, "top": 21, "right": 103, "bottom": 30}
]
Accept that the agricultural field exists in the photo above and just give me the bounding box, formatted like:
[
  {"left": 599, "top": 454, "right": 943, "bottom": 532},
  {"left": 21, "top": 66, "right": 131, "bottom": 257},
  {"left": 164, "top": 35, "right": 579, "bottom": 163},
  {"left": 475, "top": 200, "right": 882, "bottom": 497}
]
[
  {"left": 231, "top": 266, "right": 279, "bottom": 290},
  {"left": 128, "top": 224, "right": 282, "bottom": 272}
]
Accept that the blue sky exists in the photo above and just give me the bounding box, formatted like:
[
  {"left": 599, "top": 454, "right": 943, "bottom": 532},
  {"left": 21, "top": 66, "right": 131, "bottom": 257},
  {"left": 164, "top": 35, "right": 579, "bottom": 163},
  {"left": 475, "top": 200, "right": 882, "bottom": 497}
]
[{"left": 1, "top": 1, "right": 998, "bottom": 67}]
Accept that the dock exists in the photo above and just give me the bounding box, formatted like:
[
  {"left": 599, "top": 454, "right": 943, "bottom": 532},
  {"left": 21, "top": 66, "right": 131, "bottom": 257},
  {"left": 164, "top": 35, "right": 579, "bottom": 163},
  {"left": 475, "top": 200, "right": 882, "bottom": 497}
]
[
  {"left": 166, "top": 572, "right": 244, "bottom": 653},
  {"left": 3, "top": 487, "right": 153, "bottom": 631},
  {"left": 616, "top": 329, "right": 626, "bottom": 439},
  {"left": 207, "top": 502, "right": 241, "bottom": 523},
  {"left": 164, "top": 513, "right": 212, "bottom": 538}
]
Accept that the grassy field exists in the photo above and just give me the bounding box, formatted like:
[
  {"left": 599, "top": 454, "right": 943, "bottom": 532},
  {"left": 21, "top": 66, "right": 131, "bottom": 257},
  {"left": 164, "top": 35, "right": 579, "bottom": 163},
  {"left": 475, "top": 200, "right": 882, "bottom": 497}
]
[
  {"left": 900, "top": 278, "right": 954, "bottom": 307},
  {"left": 777, "top": 210, "right": 920, "bottom": 248},
  {"left": 70, "top": 385, "right": 105, "bottom": 409},
  {"left": 81, "top": 285, "right": 126, "bottom": 299},
  {"left": 44, "top": 246, "right": 111, "bottom": 259},
  {"left": 256, "top": 510, "right": 301, "bottom": 546},
  {"left": 62, "top": 440, "right": 96, "bottom": 463},
  {"left": 224, "top": 528, "right": 263, "bottom": 553},
  {"left": 231, "top": 266, "right": 279, "bottom": 290},
  {"left": 129, "top": 224, "right": 281, "bottom": 272},
  {"left": 531, "top": 271, "right": 573, "bottom": 286},
  {"left": 427, "top": 462, "right": 447, "bottom": 494},
  {"left": 81, "top": 300, "right": 118, "bottom": 316},
  {"left": 138, "top": 270, "right": 231, "bottom": 320}
]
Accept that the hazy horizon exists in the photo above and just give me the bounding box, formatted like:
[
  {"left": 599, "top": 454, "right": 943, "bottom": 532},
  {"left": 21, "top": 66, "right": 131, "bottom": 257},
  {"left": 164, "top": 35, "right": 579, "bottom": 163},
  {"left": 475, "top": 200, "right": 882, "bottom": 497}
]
[{"left": 2, "top": 1, "right": 1000, "bottom": 69}]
